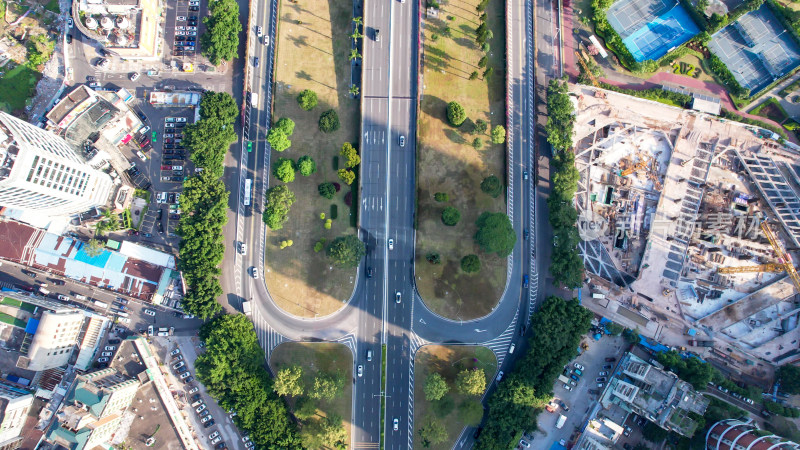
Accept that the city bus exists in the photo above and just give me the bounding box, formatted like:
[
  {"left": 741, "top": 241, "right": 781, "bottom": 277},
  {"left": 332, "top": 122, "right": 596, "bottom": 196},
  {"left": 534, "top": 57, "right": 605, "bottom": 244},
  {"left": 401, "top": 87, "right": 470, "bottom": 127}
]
[{"left": 243, "top": 179, "right": 252, "bottom": 206}]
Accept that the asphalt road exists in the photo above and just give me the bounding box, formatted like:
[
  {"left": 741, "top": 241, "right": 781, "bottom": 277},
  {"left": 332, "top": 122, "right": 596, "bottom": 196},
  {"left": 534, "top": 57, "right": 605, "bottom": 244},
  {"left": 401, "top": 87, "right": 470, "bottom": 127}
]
[{"left": 234, "top": 0, "right": 558, "bottom": 448}]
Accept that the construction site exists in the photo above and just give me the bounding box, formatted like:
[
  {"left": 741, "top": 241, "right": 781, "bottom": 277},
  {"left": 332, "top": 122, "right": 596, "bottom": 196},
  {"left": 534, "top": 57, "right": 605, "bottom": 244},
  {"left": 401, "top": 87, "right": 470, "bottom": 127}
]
[{"left": 571, "top": 84, "right": 800, "bottom": 383}]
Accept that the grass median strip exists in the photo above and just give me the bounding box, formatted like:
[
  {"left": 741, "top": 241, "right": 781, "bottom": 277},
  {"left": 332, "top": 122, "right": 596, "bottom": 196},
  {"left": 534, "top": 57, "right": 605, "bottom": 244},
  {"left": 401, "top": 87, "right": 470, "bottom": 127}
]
[
  {"left": 265, "top": 0, "right": 361, "bottom": 318},
  {"left": 415, "top": 0, "right": 508, "bottom": 321}
]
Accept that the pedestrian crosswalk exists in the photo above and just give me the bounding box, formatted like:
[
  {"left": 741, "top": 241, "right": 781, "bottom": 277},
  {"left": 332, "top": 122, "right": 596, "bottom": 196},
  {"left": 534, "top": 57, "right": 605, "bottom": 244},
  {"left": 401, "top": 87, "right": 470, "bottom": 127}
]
[
  {"left": 481, "top": 308, "right": 520, "bottom": 368},
  {"left": 352, "top": 442, "right": 380, "bottom": 449}
]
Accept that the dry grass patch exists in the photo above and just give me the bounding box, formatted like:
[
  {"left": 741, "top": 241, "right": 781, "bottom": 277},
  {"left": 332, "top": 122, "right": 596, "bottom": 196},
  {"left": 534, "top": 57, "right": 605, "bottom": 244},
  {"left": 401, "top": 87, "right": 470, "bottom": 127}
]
[
  {"left": 415, "top": 0, "right": 507, "bottom": 320},
  {"left": 266, "top": 0, "right": 360, "bottom": 317},
  {"left": 270, "top": 342, "right": 353, "bottom": 449},
  {"left": 413, "top": 345, "right": 497, "bottom": 449}
]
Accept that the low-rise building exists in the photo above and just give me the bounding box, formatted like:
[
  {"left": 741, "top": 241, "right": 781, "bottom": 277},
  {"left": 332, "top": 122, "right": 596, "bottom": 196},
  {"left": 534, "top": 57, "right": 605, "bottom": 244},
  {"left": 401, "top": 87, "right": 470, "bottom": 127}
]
[
  {"left": 707, "top": 418, "right": 799, "bottom": 449},
  {"left": 0, "top": 379, "right": 34, "bottom": 447}
]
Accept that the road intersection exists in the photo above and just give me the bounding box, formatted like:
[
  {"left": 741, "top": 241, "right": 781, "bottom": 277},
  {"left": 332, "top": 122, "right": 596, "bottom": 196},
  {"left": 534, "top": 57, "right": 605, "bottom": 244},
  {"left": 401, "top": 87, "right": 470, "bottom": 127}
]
[{"left": 229, "top": 0, "right": 558, "bottom": 447}]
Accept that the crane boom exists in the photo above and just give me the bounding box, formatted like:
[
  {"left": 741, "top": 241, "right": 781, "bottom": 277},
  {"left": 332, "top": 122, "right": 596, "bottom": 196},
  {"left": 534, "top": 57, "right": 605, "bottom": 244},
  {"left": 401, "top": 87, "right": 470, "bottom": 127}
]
[
  {"left": 761, "top": 222, "right": 800, "bottom": 292},
  {"left": 717, "top": 264, "right": 785, "bottom": 274}
]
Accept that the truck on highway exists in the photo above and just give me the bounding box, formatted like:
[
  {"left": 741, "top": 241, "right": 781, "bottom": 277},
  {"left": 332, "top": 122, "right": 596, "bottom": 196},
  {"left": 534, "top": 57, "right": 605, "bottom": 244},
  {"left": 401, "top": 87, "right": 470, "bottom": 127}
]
[
  {"left": 242, "top": 301, "right": 252, "bottom": 316},
  {"left": 556, "top": 414, "right": 567, "bottom": 429},
  {"left": 249, "top": 92, "right": 258, "bottom": 105}
]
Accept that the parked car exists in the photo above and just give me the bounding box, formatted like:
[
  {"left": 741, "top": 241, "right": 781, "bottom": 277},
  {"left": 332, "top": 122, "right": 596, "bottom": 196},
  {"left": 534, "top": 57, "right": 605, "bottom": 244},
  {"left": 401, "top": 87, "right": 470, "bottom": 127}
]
[
  {"left": 57, "top": 294, "right": 70, "bottom": 301},
  {"left": 209, "top": 432, "right": 220, "bottom": 440},
  {"left": 203, "top": 419, "right": 215, "bottom": 428},
  {"left": 605, "top": 357, "right": 616, "bottom": 362},
  {"left": 596, "top": 377, "right": 607, "bottom": 383},
  {"left": 105, "top": 346, "right": 116, "bottom": 351},
  {"left": 563, "top": 384, "right": 572, "bottom": 391},
  {"left": 180, "top": 371, "right": 192, "bottom": 379},
  {"left": 144, "top": 309, "right": 156, "bottom": 316},
  {"left": 188, "top": 386, "right": 199, "bottom": 394},
  {"left": 195, "top": 404, "right": 206, "bottom": 413},
  {"left": 98, "top": 357, "right": 109, "bottom": 362},
  {"left": 101, "top": 352, "right": 112, "bottom": 357},
  {"left": 173, "top": 361, "right": 185, "bottom": 370},
  {"left": 171, "top": 348, "right": 181, "bottom": 356},
  {"left": 598, "top": 371, "right": 608, "bottom": 376},
  {"left": 574, "top": 363, "right": 585, "bottom": 371},
  {"left": 570, "top": 374, "right": 579, "bottom": 381}
]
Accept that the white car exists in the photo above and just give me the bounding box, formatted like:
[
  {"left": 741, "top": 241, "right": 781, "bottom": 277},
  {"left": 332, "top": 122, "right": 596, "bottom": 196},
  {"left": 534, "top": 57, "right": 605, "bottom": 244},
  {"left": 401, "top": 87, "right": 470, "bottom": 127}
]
[
  {"left": 251, "top": 267, "right": 259, "bottom": 279},
  {"left": 57, "top": 294, "right": 70, "bottom": 301},
  {"left": 188, "top": 386, "right": 199, "bottom": 394},
  {"left": 357, "top": 365, "right": 363, "bottom": 377},
  {"left": 202, "top": 415, "right": 214, "bottom": 424},
  {"left": 209, "top": 431, "right": 220, "bottom": 440},
  {"left": 67, "top": 17, "right": 73, "bottom": 28},
  {"left": 98, "top": 357, "right": 109, "bottom": 363},
  {"left": 101, "top": 352, "right": 112, "bottom": 357},
  {"left": 130, "top": 72, "right": 140, "bottom": 81},
  {"left": 395, "top": 291, "right": 401, "bottom": 303},
  {"left": 171, "top": 348, "right": 181, "bottom": 356},
  {"left": 187, "top": 26, "right": 197, "bottom": 31},
  {"left": 165, "top": 123, "right": 175, "bottom": 128},
  {"left": 393, "top": 418, "right": 399, "bottom": 431},
  {"left": 175, "top": 30, "right": 186, "bottom": 36},
  {"left": 210, "top": 436, "right": 222, "bottom": 445},
  {"left": 177, "top": 117, "right": 187, "bottom": 123},
  {"left": 173, "top": 361, "right": 185, "bottom": 370},
  {"left": 195, "top": 404, "right": 206, "bottom": 413},
  {"left": 574, "top": 363, "right": 585, "bottom": 371},
  {"left": 388, "top": 238, "right": 394, "bottom": 250},
  {"left": 105, "top": 346, "right": 116, "bottom": 351},
  {"left": 180, "top": 371, "right": 191, "bottom": 379},
  {"left": 188, "top": 31, "right": 197, "bottom": 36},
  {"left": 399, "top": 135, "right": 405, "bottom": 147},
  {"left": 178, "top": 16, "right": 187, "bottom": 21},
  {"left": 177, "top": 26, "right": 185, "bottom": 31},
  {"left": 144, "top": 309, "right": 156, "bottom": 316},
  {"left": 257, "top": 26, "right": 263, "bottom": 37},
  {"left": 496, "top": 371, "right": 504, "bottom": 381},
  {"left": 119, "top": 317, "right": 131, "bottom": 323},
  {"left": 563, "top": 383, "right": 573, "bottom": 391}
]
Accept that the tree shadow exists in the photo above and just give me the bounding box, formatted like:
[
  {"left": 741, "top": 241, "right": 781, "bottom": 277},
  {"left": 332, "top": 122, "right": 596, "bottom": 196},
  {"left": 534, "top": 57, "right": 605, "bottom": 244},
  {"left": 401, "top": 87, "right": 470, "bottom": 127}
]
[
  {"left": 443, "top": 128, "right": 467, "bottom": 145},
  {"left": 421, "top": 94, "right": 449, "bottom": 125}
]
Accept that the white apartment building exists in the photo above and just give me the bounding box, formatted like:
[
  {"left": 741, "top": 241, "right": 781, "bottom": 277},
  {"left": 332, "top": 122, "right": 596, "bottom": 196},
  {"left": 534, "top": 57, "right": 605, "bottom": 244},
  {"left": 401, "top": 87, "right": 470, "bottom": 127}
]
[
  {"left": 17, "top": 309, "right": 85, "bottom": 371},
  {"left": 0, "top": 111, "right": 113, "bottom": 215},
  {"left": 0, "top": 380, "right": 33, "bottom": 445}
]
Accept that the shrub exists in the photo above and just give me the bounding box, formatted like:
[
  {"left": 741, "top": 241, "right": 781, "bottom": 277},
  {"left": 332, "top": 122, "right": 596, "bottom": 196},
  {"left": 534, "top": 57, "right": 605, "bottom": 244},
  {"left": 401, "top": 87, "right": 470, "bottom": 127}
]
[
  {"left": 441, "top": 206, "right": 461, "bottom": 226},
  {"left": 460, "top": 254, "right": 481, "bottom": 273},
  {"left": 340, "top": 142, "right": 361, "bottom": 168},
  {"left": 267, "top": 129, "right": 291, "bottom": 152},
  {"left": 491, "top": 125, "right": 506, "bottom": 144},
  {"left": 434, "top": 192, "right": 449, "bottom": 202},
  {"left": 324, "top": 219, "right": 332, "bottom": 230},
  {"left": 469, "top": 71, "right": 479, "bottom": 80},
  {"left": 318, "top": 182, "right": 336, "bottom": 199},
  {"left": 337, "top": 169, "right": 355, "bottom": 185},
  {"left": 478, "top": 55, "right": 488, "bottom": 68},
  {"left": 472, "top": 138, "right": 483, "bottom": 149},
  {"left": 474, "top": 119, "right": 488, "bottom": 134},
  {"left": 480, "top": 175, "right": 503, "bottom": 198},
  {"left": 319, "top": 109, "right": 340, "bottom": 133},
  {"left": 320, "top": 213, "right": 326, "bottom": 220},
  {"left": 426, "top": 252, "right": 441, "bottom": 264},
  {"left": 274, "top": 117, "right": 296, "bottom": 136},
  {"left": 330, "top": 204, "right": 338, "bottom": 220},
  {"left": 483, "top": 67, "right": 494, "bottom": 80},
  {"left": 447, "top": 101, "right": 466, "bottom": 126},
  {"left": 279, "top": 240, "right": 294, "bottom": 249},
  {"left": 314, "top": 239, "right": 326, "bottom": 252},
  {"left": 297, "top": 89, "right": 318, "bottom": 110}
]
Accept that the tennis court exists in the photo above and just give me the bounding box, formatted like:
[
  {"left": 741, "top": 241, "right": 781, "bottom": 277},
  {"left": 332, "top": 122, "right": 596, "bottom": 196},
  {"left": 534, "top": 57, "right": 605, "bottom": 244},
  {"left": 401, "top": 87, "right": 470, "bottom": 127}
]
[
  {"left": 709, "top": 5, "right": 800, "bottom": 95},
  {"left": 607, "top": 0, "right": 700, "bottom": 62}
]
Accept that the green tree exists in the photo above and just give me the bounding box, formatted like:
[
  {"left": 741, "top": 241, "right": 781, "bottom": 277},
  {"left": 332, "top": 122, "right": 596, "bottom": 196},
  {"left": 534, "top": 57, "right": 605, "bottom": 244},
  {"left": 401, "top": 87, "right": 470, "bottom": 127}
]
[
  {"left": 337, "top": 169, "right": 355, "bottom": 185},
  {"left": 184, "top": 118, "right": 238, "bottom": 176},
  {"left": 200, "top": 0, "right": 242, "bottom": 65},
  {"left": 199, "top": 91, "right": 239, "bottom": 124},
  {"left": 263, "top": 185, "right": 296, "bottom": 230},
  {"left": 85, "top": 239, "right": 105, "bottom": 257},
  {"left": 349, "top": 48, "right": 362, "bottom": 61},
  {"left": 778, "top": 365, "right": 800, "bottom": 394},
  {"left": 310, "top": 372, "right": 344, "bottom": 401},
  {"left": 478, "top": 55, "right": 488, "bottom": 68},
  {"left": 623, "top": 327, "right": 640, "bottom": 344},
  {"left": 491, "top": 125, "right": 506, "bottom": 144},
  {"left": 456, "top": 369, "right": 486, "bottom": 396},
  {"left": 274, "top": 117, "right": 296, "bottom": 136},
  {"left": 319, "top": 109, "right": 340, "bottom": 133},
  {"left": 426, "top": 252, "right": 441, "bottom": 264},
  {"left": 545, "top": 79, "right": 575, "bottom": 151},
  {"left": 340, "top": 142, "right": 361, "bottom": 168},
  {"left": 472, "top": 138, "right": 483, "bottom": 149},
  {"left": 642, "top": 422, "right": 668, "bottom": 443},
  {"left": 273, "top": 158, "right": 296, "bottom": 183},
  {"left": 274, "top": 366, "right": 304, "bottom": 397},
  {"left": 267, "top": 129, "right": 291, "bottom": 152},
  {"left": 434, "top": 192, "right": 449, "bottom": 202},
  {"left": 447, "top": 101, "right": 467, "bottom": 127},
  {"left": 441, "top": 206, "right": 461, "bottom": 226},
  {"left": 483, "top": 67, "right": 494, "bottom": 80},
  {"left": 318, "top": 182, "right": 336, "bottom": 199},
  {"left": 294, "top": 397, "right": 317, "bottom": 421},
  {"left": 418, "top": 417, "right": 448, "bottom": 447},
  {"left": 460, "top": 254, "right": 481, "bottom": 273},
  {"left": 474, "top": 119, "right": 488, "bottom": 134},
  {"left": 469, "top": 71, "right": 479, "bottom": 80},
  {"left": 297, "top": 156, "right": 317, "bottom": 176},
  {"left": 424, "top": 373, "right": 449, "bottom": 401},
  {"left": 326, "top": 235, "right": 366, "bottom": 268},
  {"left": 458, "top": 398, "right": 484, "bottom": 426},
  {"left": 297, "top": 89, "right": 318, "bottom": 110},
  {"left": 474, "top": 212, "right": 516, "bottom": 257},
  {"left": 605, "top": 322, "right": 624, "bottom": 336},
  {"left": 301, "top": 414, "right": 347, "bottom": 450},
  {"left": 349, "top": 84, "right": 360, "bottom": 97}
]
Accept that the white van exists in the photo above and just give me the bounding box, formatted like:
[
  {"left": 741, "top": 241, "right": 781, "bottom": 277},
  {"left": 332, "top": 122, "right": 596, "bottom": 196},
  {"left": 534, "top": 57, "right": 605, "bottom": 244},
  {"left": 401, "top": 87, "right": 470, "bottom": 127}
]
[{"left": 75, "top": 294, "right": 87, "bottom": 300}]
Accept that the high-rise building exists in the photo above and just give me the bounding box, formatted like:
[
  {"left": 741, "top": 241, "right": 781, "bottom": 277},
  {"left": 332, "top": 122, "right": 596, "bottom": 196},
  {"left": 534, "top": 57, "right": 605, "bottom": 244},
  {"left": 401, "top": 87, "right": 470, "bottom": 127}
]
[
  {"left": 0, "top": 111, "right": 113, "bottom": 215},
  {"left": 17, "top": 309, "right": 85, "bottom": 371},
  {"left": 0, "top": 380, "right": 33, "bottom": 447},
  {"left": 45, "top": 368, "right": 140, "bottom": 450},
  {"left": 707, "top": 418, "right": 799, "bottom": 449}
]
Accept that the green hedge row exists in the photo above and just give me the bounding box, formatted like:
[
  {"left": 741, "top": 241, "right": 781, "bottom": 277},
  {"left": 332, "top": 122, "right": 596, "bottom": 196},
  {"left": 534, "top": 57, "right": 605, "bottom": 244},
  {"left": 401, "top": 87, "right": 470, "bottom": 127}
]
[
  {"left": 765, "top": 400, "right": 800, "bottom": 418},
  {"left": 598, "top": 83, "right": 693, "bottom": 107},
  {"left": 720, "top": 109, "right": 789, "bottom": 141}
]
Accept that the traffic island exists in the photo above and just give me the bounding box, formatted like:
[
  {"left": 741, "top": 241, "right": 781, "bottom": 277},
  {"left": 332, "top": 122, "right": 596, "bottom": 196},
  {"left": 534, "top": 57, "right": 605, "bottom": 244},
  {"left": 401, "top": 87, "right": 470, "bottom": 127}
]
[
  {"left": 413, "top": 345, "right": 497, "bottom": 449},
  {"left": 415, "top": 0, "right": 509, "bottom": 320},
  {"left": 269, "top": 342, "right": 353, "bottom": 448},
  {"left": 264, "top": 0, "right": 361, "bottom": 318}
]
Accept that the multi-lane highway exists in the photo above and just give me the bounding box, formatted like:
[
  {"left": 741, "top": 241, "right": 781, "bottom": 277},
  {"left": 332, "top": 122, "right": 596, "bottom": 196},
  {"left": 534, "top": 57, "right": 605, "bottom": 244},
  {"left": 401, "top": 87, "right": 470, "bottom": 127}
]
[{"left": 226, "top": 0, "right": 560, "bottom": 447}]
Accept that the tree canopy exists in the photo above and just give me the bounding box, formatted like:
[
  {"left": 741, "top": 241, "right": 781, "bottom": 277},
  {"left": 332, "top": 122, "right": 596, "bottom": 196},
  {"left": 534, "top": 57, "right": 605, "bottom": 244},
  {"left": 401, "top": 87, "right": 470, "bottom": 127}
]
[
  {"left": 777, "top": 365, "right": 800, "bottom": 395},
  {"left": 297, "top": 89, "right": 318, "bottom": 110},
  {"left": 319, "top": 109, "right": 340, "bottom": 133},
  {"left": 474, "top": 212, "right": 516, "bottom": 257},
  {"left": 340, "top": 142, "right": 361, "bottom": 168},
  {"left": 447, "top": 101, "right": 467, "bottom": 126},
  {"left": 318, "top": 182, "right": 336, "bottom": 199},
  {"left": 326, "top": 235, "right": 366, "bottom": 267},
  {"left": 200, "top": 0, "right": 241, "bottom": 65},
  {"left": 274, "top": 366, "right": 304, "bottom": 397},
  {"left": 418, "top": 417, "right": 448, "bottom": 447},
  {"left": 456, "top": 369, "right": 487, "bottom": 396},
  {"left": 480, "top": 175, "right": 503, "bottom": 198},
  {"left": 199, "top": 91, "right": 239, "bottom": 124},
  {"left": 195, "top": 314, "right": 300, "bottom": 447},
  {"left": 491, "top": 125, "right": 506, "bottom": 144},
  {"left": 263, "top": 185, "right": 296, "bottom": 230},
  {"left": 424, "top": 373, "right": 449, "bottom": 401},
  {"left": 442, "top": 206, "right": 461, "bottom": 226},
  {"left": 274, "top": 117, "right": 295, "bottom": 136},
  {"left": 268, "top": 128, "right": 292, "bottom": 152},
  {"left": 273, "top": 158, "right": 296, "bottom": 183},
  {"left": 297, "top": 155, "right": 317, "bottom": 176},
  {"left": 460, "top": 254, "right": 481, "bottom": 273}
]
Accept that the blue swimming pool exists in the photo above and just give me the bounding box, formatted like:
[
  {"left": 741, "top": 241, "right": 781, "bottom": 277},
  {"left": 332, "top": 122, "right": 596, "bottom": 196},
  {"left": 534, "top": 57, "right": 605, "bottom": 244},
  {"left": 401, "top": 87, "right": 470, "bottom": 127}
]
[{"left": 619, "top": 3, "right": 700, "bottom": 62}]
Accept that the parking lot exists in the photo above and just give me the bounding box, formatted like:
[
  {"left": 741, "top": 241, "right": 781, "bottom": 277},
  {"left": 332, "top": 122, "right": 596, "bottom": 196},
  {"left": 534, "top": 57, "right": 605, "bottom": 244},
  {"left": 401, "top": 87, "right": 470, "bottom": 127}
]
[
  {"left": 164, "top": 0, "right": 206, "bottom": 65},
  {"left": 155, "top": 336, "right": 248, "bottom": 450},
  {"left": 534, "top": 334, "right": 627, "bottom": 448}
]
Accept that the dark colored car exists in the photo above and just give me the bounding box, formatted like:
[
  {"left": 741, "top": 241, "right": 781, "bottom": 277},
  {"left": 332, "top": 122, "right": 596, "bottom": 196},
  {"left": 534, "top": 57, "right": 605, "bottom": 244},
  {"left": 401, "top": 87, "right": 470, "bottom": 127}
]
[
  {"left": 52, "top": 279, "right": 65, "bottom": 285},
  {"left": 570, "top": 374, "right": 579, "bottom": 381},
  {"left": 367, "top": 267, "right": 373, "bottom": 278},
  {"left": 605, "top": 357, "right": 616, "bottom": 362},
  {"left": 203, "top": 419, "right": 215, "bottom": 428},
  {"left": 23, "top": 270, "right": 37, "bottom": 278},
  {"left": 171, "top": 176, "right": 183, "bottom": 181},
  {"left": 66, "top": 34, "right": 72, "bottom": 44},
  {"left": 189, "top": 5, "right": 199, "bottom": 10},
  {"left": 164, "top": 144, "right": 174, "bottom": 149}
]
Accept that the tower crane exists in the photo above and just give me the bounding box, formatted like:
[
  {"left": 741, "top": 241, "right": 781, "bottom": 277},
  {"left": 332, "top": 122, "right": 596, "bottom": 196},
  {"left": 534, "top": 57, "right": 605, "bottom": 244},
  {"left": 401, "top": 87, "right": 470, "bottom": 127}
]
[{"left": 717, "top": 222, "right": 800, "bottom": 293}]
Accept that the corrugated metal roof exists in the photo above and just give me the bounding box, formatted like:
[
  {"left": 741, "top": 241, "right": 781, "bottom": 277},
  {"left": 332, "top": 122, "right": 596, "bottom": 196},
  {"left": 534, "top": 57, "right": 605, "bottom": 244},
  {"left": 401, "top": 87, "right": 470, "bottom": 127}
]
[{"left": 118, "top": 241, "right": 175, "bottom": 269}]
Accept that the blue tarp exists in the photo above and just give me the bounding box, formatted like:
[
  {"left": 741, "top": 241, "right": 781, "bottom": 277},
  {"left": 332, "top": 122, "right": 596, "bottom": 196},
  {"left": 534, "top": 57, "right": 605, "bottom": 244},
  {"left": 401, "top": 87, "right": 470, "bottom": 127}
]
[
  {"left": 0, "top": 287, "right": 12, "bottom": 292},
  {"left": 549, "top": 443, "right": 567, "bottom": 450},
  {"left": 24, "top": 318, "right": 39, "bottom": 335},
  {"left": 687, "top": 328, "right": 697, "bottom": 336},
  {"left": 638, "top": 335, "right": 670, "bottom": 353}
]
